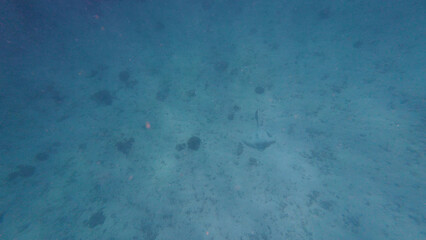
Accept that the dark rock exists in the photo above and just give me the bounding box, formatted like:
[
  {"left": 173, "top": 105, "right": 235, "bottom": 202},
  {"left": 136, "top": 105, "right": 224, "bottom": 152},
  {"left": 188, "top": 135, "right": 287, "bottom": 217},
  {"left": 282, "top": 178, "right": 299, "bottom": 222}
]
[{"left": 187, "top": 136, "right": 201, "bottom": 151}]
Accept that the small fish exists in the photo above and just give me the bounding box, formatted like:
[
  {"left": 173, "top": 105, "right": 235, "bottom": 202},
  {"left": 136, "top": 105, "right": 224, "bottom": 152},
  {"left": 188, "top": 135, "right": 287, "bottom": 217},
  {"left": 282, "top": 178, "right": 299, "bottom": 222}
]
[
  {"left": 244, "top": 110, "right": 276, "bottom": 151},
  {"left": 0, "top": 211, "right": 5, "bottom": 224}
]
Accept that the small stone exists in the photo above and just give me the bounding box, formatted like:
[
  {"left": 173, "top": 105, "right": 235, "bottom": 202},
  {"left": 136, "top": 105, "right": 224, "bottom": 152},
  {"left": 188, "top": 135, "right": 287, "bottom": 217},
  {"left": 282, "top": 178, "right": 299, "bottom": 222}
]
[{"left": 187, "top": 136, "right": 201, "bottom": 151}]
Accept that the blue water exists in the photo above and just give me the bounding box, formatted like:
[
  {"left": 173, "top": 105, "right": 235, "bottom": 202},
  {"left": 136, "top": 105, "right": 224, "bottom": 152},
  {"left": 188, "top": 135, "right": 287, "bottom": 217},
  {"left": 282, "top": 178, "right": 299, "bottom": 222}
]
[{"left": 0, "top": 0, "right": 424, "bottom": 239}]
